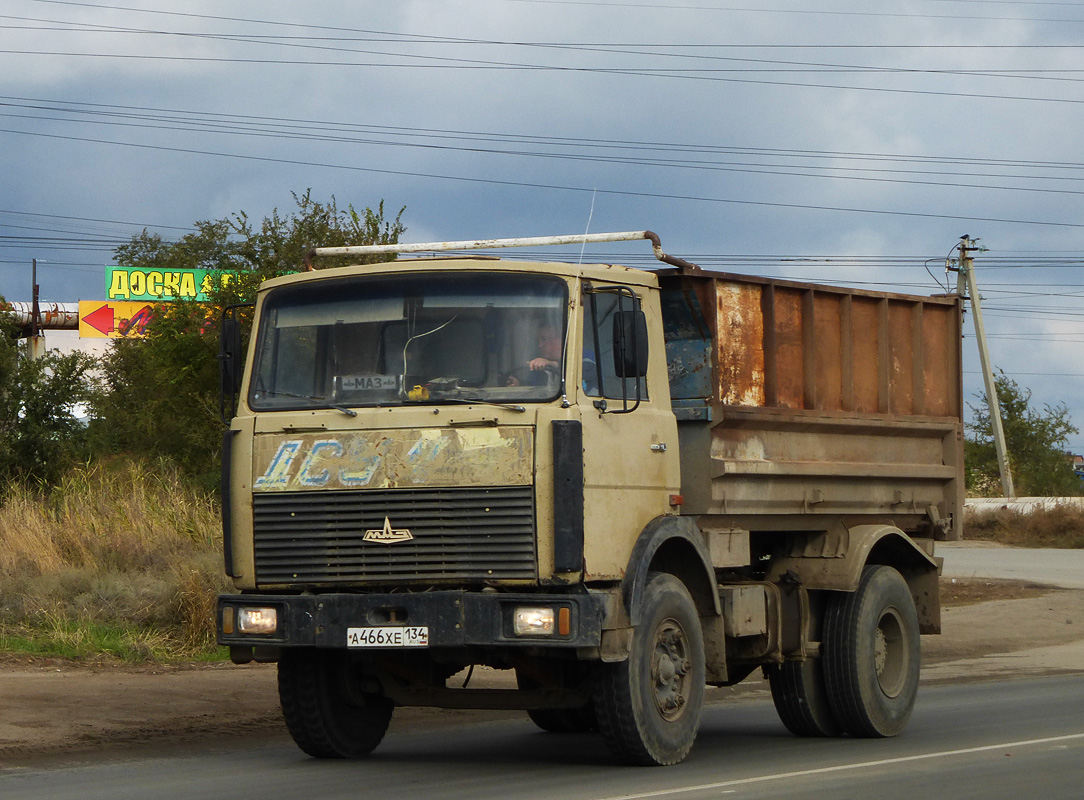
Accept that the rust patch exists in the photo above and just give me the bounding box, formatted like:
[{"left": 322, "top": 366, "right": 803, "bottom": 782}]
[{"left": 716, "top": 282, "right": 765, "bottom": 406}]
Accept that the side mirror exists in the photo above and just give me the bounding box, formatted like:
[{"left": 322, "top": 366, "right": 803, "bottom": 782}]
[
  {"left": 219, "top": 304, "right": 250, "bottom": 424},
  {"left": 220, "top": 316, "right": 242, "bottom": 394},
  {"left": 612, "top": 309, "right": 649, "bottom": 378}
]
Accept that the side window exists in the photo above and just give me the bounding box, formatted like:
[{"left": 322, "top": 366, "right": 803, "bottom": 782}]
[{"left": 582, "top": 287, "right": 648, "bottom": 402}]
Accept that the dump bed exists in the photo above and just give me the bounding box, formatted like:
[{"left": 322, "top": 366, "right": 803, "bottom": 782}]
[{"left": 659, "top": 269, "right": 963, "bottom": 540}]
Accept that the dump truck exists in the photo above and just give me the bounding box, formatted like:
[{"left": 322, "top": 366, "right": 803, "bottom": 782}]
[{"left": 216, "top": 231, "right": 962, "bottom": 766}]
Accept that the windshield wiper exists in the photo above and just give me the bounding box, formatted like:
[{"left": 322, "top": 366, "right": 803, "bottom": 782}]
[
  {"left": 440, "top": 396, "right": 526, "bottom": 413},
  {"left": 261, "top": 389, "right": 357, "bottom": 417}
]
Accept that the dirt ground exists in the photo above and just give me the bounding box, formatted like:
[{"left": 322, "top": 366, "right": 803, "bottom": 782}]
[{"left": 1, "top": 578, "right": 1082, "bottom": 767}]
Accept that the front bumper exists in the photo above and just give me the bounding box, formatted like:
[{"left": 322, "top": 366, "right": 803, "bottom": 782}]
[{"left": 217, "top": 590, "right": 607, "bottom": 651}]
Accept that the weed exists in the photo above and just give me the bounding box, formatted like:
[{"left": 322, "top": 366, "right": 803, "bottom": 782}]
[
  {"left": 0, "top": 460, "right": 228, "bottom": 662},
  {"left": 965, "top": 504, "right": 1084, "bottom": 548}
]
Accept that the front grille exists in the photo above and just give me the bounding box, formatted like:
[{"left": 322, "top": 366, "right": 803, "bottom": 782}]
[{"left": 252, "top": 486, "right": 536, "bottom": 586}]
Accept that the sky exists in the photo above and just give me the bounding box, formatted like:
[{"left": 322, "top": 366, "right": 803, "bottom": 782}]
[{"left": 4, "top": 0, "right": 1084, "bottom": 449}]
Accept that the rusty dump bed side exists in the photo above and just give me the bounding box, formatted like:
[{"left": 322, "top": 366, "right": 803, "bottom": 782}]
[{"left": 659, "top": 269, "right": 964, "bottom": 540}]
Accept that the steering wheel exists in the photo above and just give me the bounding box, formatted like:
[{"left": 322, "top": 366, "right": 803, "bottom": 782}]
[{"left": 506, "top": 363, "right": 558, "bottom": 386}]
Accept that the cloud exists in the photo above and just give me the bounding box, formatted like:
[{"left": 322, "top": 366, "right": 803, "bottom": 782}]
[{"left": 4, "top": 0, "right": 1084, "bottom": 443}]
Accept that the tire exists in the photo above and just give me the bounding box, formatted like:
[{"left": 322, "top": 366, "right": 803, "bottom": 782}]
[
  {"left": 593, "top": 573, "right": 705, "bottom": 766},
  {"left": 278, "top": 649, "right": 394, "bottom": 758},
  {"left": 823, "top": 565, "right": 921, "bottom": 738},
  {"left": 768, "top": 656, "right": 842, "bottom": 737}
]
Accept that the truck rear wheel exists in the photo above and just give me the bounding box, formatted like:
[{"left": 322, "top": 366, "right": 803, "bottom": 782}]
[
  {"left": 768, "top": 656, "right": 841, "bottom": 737},
  {"left": 278, "top": 649, "right": 393, "bottom": 758},
  {"left": 823, "top": 565, "right": 920, "bottom": 737},
  {"left": 593, "top": 573, "right": 705, "bottom": 765}
]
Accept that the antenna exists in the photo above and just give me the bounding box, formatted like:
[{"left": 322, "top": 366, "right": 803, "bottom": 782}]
[{"left": 579, "top": 189, "right": 597, "bottom": 264}]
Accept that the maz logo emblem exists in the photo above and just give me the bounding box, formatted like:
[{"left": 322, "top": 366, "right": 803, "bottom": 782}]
[{"left": 363, "top": 516, "right": 414, "bottom": 543}]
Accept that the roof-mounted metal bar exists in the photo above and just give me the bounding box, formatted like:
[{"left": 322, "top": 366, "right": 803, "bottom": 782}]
[{"left": 302, "top": 230, "right": 701, "bottom": 273}]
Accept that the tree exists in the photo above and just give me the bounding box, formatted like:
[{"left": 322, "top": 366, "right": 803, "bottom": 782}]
[
  {"left": 0, "top": 308, "right": 96, "bottom": 487},
  {"left": 90, "top": 192, "right": 405, "bottom": 489},
  {"left": 965, "top": 370, "right": 1081, "bottom": 497}
]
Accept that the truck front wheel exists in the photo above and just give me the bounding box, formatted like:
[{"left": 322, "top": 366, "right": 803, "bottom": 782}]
[
  {"left": 593, "top": 572, "right": 705, "bottom": 765},
  {"left": 278, "top": 649, "right": 394, "bottom": 758},
  {"left": 823, "top": 565, "right": 921, "bottom": 737}
]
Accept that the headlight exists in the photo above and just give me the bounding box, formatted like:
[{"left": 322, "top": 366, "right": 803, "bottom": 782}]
[
  {"left": 237, "top": 607, "right": 278, "bottom": 635},
  {"left": 513, "top": 607, "right": 555, "bottom": 636}
]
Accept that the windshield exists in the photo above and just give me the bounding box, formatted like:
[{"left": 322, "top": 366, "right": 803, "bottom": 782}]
[{"left": 250, "top": 272, "right": 568, "bottom": 411}]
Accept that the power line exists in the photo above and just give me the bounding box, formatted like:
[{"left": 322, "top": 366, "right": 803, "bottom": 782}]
[
  {"left": 13, "top": 18, "right": 1084, "bottom": 50},
  {"left": 13, "top": 3, "right": 1084, "bottom": 108},
  {"left": 8, "top": 124, "right": 1084, "bottom": 230},
  {"left": 8, "top": 95, "right": 1084, "bottom": 178},
  {"left": 0, "top": 206, "right": 192, "bottom": 232},
  {"left": 7, "top": 14, "right": 1084, "bottom": 107},
  {"left": 7, "top": 46, "right": 1084, "bottom": 107},
  {"left": 27, "top": 0, "right": 1084, "bottom": 27},
  {"left": 7, "top": 108, "right": 1084, "bottom": 192},
  {"left": 9, "top": 111, "right": 1084, "bottom": 199},
  {"left": 8, "top": 17, "right": 1084, "bottom": 85}
]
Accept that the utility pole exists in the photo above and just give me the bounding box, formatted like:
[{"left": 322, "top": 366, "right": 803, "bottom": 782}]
[
  {"left": 28, "top": 258, "right": 47, "bottom": 359},
  {"left": 955, "top": 236, "right": 1015, "bottom": 498}
]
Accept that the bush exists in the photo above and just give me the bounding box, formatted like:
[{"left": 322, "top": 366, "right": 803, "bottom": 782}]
[
  {"left": 965, "top": 504, "right": 1084, "bottom": 549},
  {"left": 0, "top": 317, "right": 96, "bottom": 487},
  {"left": 965, "top": 371, "right": 1081, "bottom": 497}
]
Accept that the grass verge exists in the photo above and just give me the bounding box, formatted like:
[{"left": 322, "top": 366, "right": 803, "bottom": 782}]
[{"left": 0, "top": 460, "right": 230, "bottom": 663}]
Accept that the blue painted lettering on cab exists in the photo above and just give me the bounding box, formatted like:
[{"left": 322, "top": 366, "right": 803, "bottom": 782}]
[
  {"left": 298, "top": 440, "right": 343, "bottom": 487},
  {"left": 254, "top": 440, "right": 302, "bottom": 489}
]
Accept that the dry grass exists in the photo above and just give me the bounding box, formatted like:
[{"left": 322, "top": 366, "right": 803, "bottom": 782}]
[
  {"left": 964, "top": 504, "right": 1084, "bottom": 549},
  {"left": 0, "top": 460, "right": 229, "bottom": 661}
]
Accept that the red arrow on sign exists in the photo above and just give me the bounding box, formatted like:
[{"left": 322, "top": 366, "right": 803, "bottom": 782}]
[{"left": 83, "top": 304, "right": 115, "bottom": 335}]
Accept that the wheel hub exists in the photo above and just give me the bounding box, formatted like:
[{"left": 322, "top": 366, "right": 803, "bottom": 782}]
[
  {"left": 651, "top": 620, "right": 690, "bottom": 721},
  {"left": 874, "top": 627, "right": 887, "bottom": 674},
  {"left": 874, "top": 607, "right": 907, "bottom": 698}
]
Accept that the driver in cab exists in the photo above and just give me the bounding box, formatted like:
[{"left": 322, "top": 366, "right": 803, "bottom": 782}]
[{"left": 506, "top": 323, "right": 562, "bottom": 387}]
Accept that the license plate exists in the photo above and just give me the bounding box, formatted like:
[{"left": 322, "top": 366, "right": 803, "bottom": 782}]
[
  {"left": 346, "top": 626, "right": 429, "bottom": 648},
  {"left": 338, "top": 374, "right": 398, "bottom": 392}
]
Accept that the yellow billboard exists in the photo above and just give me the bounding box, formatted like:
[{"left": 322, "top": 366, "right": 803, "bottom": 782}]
[{"left": 78, "top": 301, "right": 156, "bottom": 338}]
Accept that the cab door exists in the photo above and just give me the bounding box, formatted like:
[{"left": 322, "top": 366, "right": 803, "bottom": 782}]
[{"left": 577, "top": 283, "right": 680, "bottom": 580}]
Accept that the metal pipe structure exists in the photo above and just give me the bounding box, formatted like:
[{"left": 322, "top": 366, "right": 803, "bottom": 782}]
[
  {"left": 1, "top": 302, "right": 80, "bottom": 329},
  {"left": 303, "top": 230, "right": 702, "bottom": 273}
]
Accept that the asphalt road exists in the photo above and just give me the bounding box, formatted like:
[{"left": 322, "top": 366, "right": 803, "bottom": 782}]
[
  {"left": 2, "top": 674, "right": 1083, "bottom": 800},
  {"left": 939, "top": 545, "right": 1084, "bottom": 588}
]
